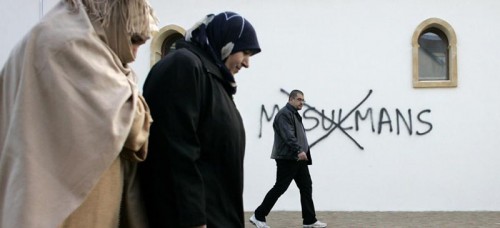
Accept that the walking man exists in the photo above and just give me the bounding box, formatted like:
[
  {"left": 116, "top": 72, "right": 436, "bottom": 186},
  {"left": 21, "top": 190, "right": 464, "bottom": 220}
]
[{"left": 250, "top": 90, "right": 327, "bottom": 228}]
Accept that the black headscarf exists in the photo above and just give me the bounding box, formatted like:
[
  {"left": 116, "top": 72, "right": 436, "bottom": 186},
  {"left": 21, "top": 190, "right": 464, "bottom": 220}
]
[{"left": 185, "top": 12, "right": 261, "bottom": 95}]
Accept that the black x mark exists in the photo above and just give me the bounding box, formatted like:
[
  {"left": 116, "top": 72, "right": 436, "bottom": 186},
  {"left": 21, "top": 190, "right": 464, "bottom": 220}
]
[{"left": 280, "top": 89, "right": 373, "bottom": 150}]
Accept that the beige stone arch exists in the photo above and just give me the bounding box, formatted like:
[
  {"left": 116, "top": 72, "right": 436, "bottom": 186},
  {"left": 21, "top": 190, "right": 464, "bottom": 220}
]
[
  {"left": 412, "top": 18, "right": 457, "bottom": 88},
  {"left": 150, "top": 25, "right": 186, "bottom": 67}
]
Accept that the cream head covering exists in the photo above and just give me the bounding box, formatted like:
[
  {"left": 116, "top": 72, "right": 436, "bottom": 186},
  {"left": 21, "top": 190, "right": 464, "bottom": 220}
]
[
  {"left": 0, "top": 1, "right": 156, "bottom": 227},
  {"left": 65, "top": 0, "right": 158, "bottom": 63}
]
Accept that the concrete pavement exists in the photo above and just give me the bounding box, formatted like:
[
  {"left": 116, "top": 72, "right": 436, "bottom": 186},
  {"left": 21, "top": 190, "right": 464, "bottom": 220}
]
[{"left": 244, "top": 211, "right": 500, "bottom": 227}]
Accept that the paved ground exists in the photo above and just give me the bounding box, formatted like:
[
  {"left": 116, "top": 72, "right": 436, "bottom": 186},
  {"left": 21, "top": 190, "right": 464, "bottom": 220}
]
[{"left": 244, "top": 211, "right": 500, "bottom": 228}]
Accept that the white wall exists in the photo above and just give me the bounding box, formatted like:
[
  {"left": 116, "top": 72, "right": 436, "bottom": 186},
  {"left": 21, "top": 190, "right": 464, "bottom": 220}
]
[
  {"left": 2, "top": 0, "right": 500, "bottom": 211},
  {"left": 0, "top": 0, "right": 38, "bottom": 66}
]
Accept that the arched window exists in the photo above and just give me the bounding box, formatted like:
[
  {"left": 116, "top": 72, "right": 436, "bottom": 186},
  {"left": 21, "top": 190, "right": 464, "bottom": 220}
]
[
  {"left": 160, "top": 32, "right": 184, "bottom": 58},
  {"left": 412, "top": 18, "right": 457, "bottom": 88},
  {"left": 150, "top": 25, "right": 185, "bottom": 67}
]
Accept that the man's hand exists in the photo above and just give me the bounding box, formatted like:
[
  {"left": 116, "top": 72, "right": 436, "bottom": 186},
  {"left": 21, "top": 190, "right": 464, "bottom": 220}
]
[
  {"left": 192, "top": 225, "right": 207, "bottom": 228},
  {"left": 297, "top": 151, "right": 308, "bottom": 161}
]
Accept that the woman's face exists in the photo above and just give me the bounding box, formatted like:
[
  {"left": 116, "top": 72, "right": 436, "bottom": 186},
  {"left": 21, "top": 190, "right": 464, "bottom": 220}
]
[
  {"left": 131, "top": 34, "right": 149, "bottom": 58},
  {"left": 224, "top": 51, "right": 253, "bottom": 75}
]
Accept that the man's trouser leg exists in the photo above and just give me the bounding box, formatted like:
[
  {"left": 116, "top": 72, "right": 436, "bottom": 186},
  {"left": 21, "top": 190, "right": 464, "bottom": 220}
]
[
  {"left": 254, "top": 160, "right": 297, "bottom": 221},
  {"left": 294, "top": 162, "right": 317, "bottom": 225}
]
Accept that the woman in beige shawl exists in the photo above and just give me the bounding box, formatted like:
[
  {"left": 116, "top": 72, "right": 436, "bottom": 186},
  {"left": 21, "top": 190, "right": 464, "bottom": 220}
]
[{"left": 0, "top": 0, "right": 156, "bottom": 227}]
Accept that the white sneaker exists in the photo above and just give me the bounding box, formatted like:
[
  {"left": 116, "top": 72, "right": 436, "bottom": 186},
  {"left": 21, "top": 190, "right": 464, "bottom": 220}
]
[
  {"left": 303, "top": 220, "right": 327, "bottom": 228},
  {"left": 249, "top": 214, "right": 270, "bottom": 228}
]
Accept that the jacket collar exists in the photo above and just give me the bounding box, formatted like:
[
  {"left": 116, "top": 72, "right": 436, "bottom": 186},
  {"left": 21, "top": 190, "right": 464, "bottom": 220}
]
[
  {"left": 176, "top": 40, "right": 224, "bottom": 81},
  {"left": 286, "top": 103, "right": 299, "bottom": 114}
]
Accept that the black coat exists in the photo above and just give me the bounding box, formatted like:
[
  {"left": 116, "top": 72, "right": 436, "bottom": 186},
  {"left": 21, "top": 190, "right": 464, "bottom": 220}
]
[{"left": 138, "top": 40, "right": 246, "bottom": 227}]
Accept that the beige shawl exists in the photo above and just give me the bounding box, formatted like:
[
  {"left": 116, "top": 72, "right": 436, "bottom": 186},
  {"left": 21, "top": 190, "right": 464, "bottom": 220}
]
[{"left": 0, "top": 1, "right": 153, "bottom": 227}]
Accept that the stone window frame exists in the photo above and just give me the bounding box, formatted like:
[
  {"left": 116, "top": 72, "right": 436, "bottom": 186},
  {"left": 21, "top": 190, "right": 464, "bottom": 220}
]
[
  {"left": 412, "top": 18, "right": 458, "bottom": 88},
  {"left": 150, "top": 25, "right": 186, "bottom": 67}
]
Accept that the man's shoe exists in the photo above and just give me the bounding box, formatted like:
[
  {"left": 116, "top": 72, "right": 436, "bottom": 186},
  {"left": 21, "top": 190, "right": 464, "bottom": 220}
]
[
  {"left": 249, "top": 214, "right": 270, "bottom": 228},
  {"left": 303, "top": 220, "right": 327, "bottom": 228}
]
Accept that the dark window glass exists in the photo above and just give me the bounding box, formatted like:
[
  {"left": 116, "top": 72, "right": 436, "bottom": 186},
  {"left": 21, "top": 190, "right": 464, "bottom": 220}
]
[
  {"left": 161, "top": 33, "right": 184, "bottom": 57},
  {"left": 418, "top": 29, "right": 449, "bottom": 80}
]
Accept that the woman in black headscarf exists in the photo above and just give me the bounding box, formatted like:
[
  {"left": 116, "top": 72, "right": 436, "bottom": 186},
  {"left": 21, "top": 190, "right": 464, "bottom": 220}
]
[{"left": 138, "top": 12, "right": 261, "bottom": 228}]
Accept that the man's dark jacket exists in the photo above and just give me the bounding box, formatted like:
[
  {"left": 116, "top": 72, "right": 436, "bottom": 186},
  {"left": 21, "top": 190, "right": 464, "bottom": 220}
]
[
  {"left": 271, "top": 103, "right": 312, "bottom": 164},
  {"left": 138, "top": 40, "right": 246, "bottom": 227}
]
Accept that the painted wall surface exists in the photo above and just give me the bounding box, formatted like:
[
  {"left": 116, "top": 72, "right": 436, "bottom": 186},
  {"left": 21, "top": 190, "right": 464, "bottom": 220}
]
[{"left": 2, "top": 0, "right": 500, "bottom": 211}]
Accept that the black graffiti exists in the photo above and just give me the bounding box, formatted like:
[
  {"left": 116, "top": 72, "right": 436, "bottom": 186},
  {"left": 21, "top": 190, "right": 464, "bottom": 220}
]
[
  {"left": 259, "top": 89, "right": 433, "bottom": 150},
  {"left": 353, "top": 108, "right": 432, "bottom": 135},
  {"left": 296, "top": 89, "right": 372, "bottom": 150},
  {"left": 259, "top": 104, "right": 279, "bottom": 138},
  {"left": 416, "top": 110, "right": 433, "bottom": 135}
]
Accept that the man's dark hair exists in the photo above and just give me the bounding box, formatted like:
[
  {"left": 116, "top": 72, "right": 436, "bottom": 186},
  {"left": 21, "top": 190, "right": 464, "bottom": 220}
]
[{"left": 289, "top": 89, "right": 304, "bottom": 100}]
